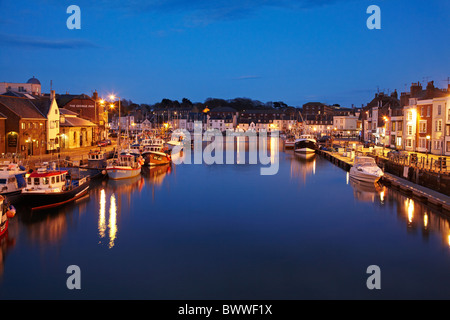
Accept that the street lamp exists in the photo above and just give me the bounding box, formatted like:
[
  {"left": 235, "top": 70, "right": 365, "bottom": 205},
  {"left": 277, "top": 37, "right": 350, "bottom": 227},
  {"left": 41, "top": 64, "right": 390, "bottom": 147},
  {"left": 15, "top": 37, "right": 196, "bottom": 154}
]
[
  {"left": 426, "top": 135, "right": 431, "bottom": 166},
  {"left": 110, "top": 95, "right": 121, "bottom": 148}
]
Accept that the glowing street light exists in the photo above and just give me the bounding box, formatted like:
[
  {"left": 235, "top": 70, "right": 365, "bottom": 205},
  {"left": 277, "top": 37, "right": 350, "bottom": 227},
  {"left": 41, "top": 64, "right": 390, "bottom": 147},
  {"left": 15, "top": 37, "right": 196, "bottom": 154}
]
[{"left": 109, "top": 94, "right": 121, "bottom": 147}]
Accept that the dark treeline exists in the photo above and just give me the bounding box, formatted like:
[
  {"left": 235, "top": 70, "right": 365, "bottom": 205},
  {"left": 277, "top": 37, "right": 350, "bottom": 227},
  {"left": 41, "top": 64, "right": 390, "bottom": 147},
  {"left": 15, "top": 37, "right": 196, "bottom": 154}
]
[{"left": 111, "top": 97, "right": 299, "bottom": 117}]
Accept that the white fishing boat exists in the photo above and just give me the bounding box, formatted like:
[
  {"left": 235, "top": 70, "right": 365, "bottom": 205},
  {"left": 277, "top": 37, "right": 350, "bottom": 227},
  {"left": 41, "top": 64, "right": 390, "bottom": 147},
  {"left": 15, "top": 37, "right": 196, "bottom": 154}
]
[
  {"left": 349, "top": 156, "right": 384, "bottom": 183},
  {"left": 0, "top": 162, "right": 27, "bottom": 202},
  {"left": 106, "top": 153, "right": 143, "bottom": 180},
  {"left": 294, "top": 134, "right": 317, "bottom": 154}
]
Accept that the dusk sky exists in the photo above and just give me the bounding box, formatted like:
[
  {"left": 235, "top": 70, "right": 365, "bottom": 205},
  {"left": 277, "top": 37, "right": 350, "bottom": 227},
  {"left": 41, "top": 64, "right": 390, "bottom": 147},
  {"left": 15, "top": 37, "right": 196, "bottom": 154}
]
[{"left": 1, "top": 0, "right": 449, "bottom": 107}]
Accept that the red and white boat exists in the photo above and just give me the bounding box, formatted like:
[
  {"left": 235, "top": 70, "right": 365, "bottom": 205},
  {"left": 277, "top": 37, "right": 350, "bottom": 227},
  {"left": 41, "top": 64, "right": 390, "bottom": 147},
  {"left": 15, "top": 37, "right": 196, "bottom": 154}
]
[{"left": 22, "top": 166, "right": 90, "bottom": 211}]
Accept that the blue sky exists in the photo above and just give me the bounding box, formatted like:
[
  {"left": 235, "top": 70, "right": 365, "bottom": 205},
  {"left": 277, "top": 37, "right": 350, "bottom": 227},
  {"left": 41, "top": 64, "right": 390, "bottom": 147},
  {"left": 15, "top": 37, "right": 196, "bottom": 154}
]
[{"left": 0, "top": 0, "right": 449, "bottom": 107}]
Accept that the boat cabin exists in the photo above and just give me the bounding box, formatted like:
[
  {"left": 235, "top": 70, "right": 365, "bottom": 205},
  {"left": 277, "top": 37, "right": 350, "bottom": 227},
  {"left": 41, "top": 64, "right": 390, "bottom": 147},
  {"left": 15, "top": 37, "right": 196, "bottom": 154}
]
[
  {"left": 88, "top": 150, "right": 107, "bottom": 161},
  {"left": 110, "top": 154, "right": 141, "bottom": 169},
  {"left": 354, "top": 156, "right": 377, "bottom": 166},
  {"left": 25, "top": 168, "right": 68, "bottom": 191},
  {"left": 299, "top": 134, "right": 316, "bottom": 140}
]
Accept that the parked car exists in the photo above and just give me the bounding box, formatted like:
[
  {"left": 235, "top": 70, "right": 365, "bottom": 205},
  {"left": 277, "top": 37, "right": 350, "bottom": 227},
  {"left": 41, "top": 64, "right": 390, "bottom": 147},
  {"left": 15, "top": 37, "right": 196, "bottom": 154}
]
[
  {"left": 97, "top": 140, "right": 107, "bottom": 147},
  {"left": 318, "top": 135, "right": 331, "bottom": 143}
]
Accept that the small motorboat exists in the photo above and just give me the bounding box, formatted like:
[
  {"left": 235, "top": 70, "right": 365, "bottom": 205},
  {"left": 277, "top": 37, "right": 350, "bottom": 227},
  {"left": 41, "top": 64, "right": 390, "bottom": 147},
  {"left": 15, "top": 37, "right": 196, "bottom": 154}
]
[
  {"left": 0, "top": 195, "right": 16, "bottom": 238},
  {"left": 349, "top": 156, "right": 384, "bottom": 183},
  {"left": 284, "top": 136, "right": 295, "bottom": 149},
  {"left": 21, "top": 165, "right": 90, "bottom": 211}
]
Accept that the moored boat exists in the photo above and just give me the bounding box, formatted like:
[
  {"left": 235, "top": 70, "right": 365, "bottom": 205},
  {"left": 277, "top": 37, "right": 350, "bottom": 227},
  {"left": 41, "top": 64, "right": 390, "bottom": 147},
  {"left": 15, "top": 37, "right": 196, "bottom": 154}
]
[
  {"left": 144, "top": 151, "right": 172, "bottom": 166},
  {"left": 106, "top": 153, "right": 143, "bottom": 180},
  {"left": 0, "top": 162, "right": 27, "bottom": 203},
  {"left": 284, "top": 135, "right": 295, "bottom": 149},
  {"left": 165, "top": 132, "right": 184, "bottom": 153},
  {"left": 21, "top": 166, "right": 90, "bottom": 211},
  {"left": 141, "top": 137, "right": 171, "bottom": 166},
  {"left": 79, "top": 149, "right": 112, "bottom": 179},
  {"left": 0, "top": 195, "right": 16, "bottom": 238},
  {"left": 349, "top": 156, "right": 384, "bottom": 183},
  {"left": 294, "top": 134, "right": 317, "bottom": 154}
]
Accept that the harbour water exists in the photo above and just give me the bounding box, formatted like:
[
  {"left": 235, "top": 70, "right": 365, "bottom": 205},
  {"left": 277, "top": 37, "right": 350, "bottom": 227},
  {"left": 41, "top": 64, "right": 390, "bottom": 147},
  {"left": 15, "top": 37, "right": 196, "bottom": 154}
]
[{"left": 1, "top": 142, "right": 450, "bottom": 299}]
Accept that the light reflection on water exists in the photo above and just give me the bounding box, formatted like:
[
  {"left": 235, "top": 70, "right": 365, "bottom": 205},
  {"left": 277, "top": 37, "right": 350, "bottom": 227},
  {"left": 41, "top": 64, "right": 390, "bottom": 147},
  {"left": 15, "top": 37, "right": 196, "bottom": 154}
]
[{"left": 2, "top": 146, "right": 450, "bottom": 299}]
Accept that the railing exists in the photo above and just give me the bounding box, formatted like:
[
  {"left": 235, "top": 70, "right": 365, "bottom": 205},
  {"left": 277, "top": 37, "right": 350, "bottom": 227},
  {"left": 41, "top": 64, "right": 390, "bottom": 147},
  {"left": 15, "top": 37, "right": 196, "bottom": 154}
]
[{"left": 386, "top": 153, "right": 449, "bottom": 174}]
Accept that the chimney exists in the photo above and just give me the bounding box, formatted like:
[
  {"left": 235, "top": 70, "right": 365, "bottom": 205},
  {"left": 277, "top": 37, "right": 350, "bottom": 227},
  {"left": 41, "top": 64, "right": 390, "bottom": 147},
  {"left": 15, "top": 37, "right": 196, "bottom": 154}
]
[
  {"left": 426, "top": 81, "right": 435, "bottom": 98},
  {"left": 390, "top": 89, "right": 398, "bottom": 99},
  {"left": 410, "top": 82, "right": 422, "bottom": 98},
  {"left": 93, "top": 90, "right": 98, "bottom": 101},
  {"left": 50, "top": 90, "right": 55, "bottom": 101}
]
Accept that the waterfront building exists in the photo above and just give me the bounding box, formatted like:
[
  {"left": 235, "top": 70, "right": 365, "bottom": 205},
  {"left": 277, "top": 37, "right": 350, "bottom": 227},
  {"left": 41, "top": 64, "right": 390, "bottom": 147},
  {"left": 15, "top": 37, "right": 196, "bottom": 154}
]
[
  {"left": 302, "top": 102, "right": 334, "bottom": 117},
  {"left": 59, "top": 109, "right": 96, "bottom": 149},
  {"left": 207, "top": 106, "right": 239, "bottom": 128},
  {"left": 56, "top": 92, "right": 106, "bottom": 142},
  {"left": 0, "top": 94, "right": 47, "bottom": 157},
  {"left": 431, "top": 96, "right": 448, "bottom": 155},
  {"left": 1, "top": 91, "right": 61, "bottom": 153},
  {"left": 0, "top": 76, "right": 42, "bottom": 96},
  {"left": 110, "top": 115, "right": 136, "bottom": 132},
  {"left": 389, "top": 107, "right": 403, "bottom": 150},
  {"left": 302, "top": 114, "right": 333, "bottom": 135},
  {"left": 32, "top": 90, "right": 60, "bottom": 153},
  {"left": 400, "top": 81, "right": 449, "bottom": 154},
  {"left": 138, "top": 119, "right": 153, "bottom": 131},
  {"left": 333, "top": 114, "right": 360, "bottom": 137},
  {"left": 403, "top": 104, "right": 418, "bottom": 152},
  {"left": 446, "top": 97, "right": 450, "bottom": 156},
  {"left": 186, "top": 112, "right": 207, "bottom": 132},
  {"left": 362, "top": 91, "right": 400, "bottom": 146}
]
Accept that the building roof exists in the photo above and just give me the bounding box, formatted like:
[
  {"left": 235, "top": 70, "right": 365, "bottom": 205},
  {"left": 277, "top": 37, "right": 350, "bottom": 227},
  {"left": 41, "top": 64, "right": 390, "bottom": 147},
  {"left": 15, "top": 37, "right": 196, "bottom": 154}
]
[
  {"left": 60, "top": 116, "right": 96, "bottom": 127},
  {"left": 59, "top": 108, "right": 78, "bottom": 116},
  {"left": 26, "top": 76, "right": 41, "bottom": 85},
  {"left": 31, "top": 97, "right": 53, "bottom": 116},
  {"left": 240, "top": 109, "right": 283, "bottom": 114},
  {"left": 56, "top": 93, "right": 95, "bottom": 107},
  {"left": 303, "top": 102, "right": 327, "bottom": 107},
  {"left": 0, "top": 95, "right": 45, "bottom": 119},
  {"left": 209, "top": 106, "right": 238, "bottom": 113}
]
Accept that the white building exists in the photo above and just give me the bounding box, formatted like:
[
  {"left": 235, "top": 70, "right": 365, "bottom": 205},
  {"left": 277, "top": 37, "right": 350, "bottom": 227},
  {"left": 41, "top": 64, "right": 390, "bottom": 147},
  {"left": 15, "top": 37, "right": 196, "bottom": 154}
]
[
  {"left": 35, "top": 90, "right": 60, "bottom": 152},
  {"left": 403, "top": 103, "right": 417, "bottom": 152},
  {"left": 0, "top": 77, "right": 42, "bottom": 96},
  {"left": 333, "top": 115, "right": 359, "bottom": 136},
  {"left": 431, "top": 97, "right": 448, "bottom": 155},
  {"left": 389, "top": 108, "right": 403, "bottom": 150}
]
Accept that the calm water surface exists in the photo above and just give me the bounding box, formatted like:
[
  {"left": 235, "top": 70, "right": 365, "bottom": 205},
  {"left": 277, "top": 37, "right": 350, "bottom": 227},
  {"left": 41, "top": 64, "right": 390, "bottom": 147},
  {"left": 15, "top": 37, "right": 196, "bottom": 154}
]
[{"left": 2, "top": 142, "right": 450, "bottom": 299}]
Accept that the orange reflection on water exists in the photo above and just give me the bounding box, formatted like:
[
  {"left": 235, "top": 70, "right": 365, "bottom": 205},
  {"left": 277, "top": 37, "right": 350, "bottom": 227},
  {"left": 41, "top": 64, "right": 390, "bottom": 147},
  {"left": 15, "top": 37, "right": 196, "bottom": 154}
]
[
  {"left": 406, "top": 198, "right": 414, "bottom": 224},
  {"left": 98, "top": 189, "right": 106, "bottom": 239},
  {"left": 109, "top": 193, "right": 117, "bottom": 249}
]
